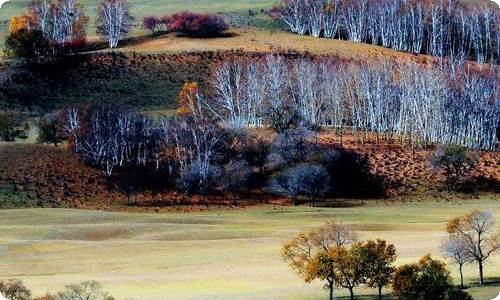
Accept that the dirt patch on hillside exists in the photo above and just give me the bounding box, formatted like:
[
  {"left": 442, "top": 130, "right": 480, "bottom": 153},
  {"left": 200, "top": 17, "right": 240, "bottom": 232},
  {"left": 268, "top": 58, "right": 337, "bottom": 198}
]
[{"left": 318, "top": 133, "right": 500, "bottom": 196}]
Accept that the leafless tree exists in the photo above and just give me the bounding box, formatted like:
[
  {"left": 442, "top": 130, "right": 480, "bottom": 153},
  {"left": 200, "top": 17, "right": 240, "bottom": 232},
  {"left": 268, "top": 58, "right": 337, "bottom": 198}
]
[
  {"left": 96, "top": 0, "right": 133, "bottom": 48},
  {"left": 441, "top": 235, "right": 474, "bottom": 288},
  {"left": 30, "top": 0, "right": 51, "bottom": 36},
  {"left": 447, "top": 210, "right": 500, "bottom": 285},
  {"left": 222, "top": 160, "right": 252, "bottom": 206}
]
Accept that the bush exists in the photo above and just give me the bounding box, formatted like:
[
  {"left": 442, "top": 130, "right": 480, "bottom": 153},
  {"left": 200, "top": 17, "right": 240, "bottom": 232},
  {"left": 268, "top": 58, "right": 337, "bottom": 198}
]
[
  {"left": 167, "top": 11, "right": 229, "bottom": 37},
  {"left": 392, "top": 255, "right": 452, "bottom": 300},
  {"left": 37, "top": 114, "right": 63, "bottom": 146},
  {"left": 54, "top": 281, "right": 114, "bottom": 300},
  {"left": 0, "top": 112, "right": 28, "bottom": 142},
  {"left": 0, "top": 278, "right": 31, "bottom": 300},
  {"left": 143, "top": 16, "right": 162, "bottom": 33},
  {"left": 4, "top": 28, "right": 50, "bottom": 59},
  {"left": 429, "top": 145, "right": 478, "bottom": 190},
  {"left": 446, "top": 289, "right": 473, "bottom": 300}
]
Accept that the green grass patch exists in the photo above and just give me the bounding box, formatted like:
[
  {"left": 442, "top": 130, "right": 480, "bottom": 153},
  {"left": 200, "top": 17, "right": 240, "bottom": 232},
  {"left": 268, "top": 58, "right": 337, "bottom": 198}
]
[{"left": 0, "top": 183, "right": 35, "bottom": 208}]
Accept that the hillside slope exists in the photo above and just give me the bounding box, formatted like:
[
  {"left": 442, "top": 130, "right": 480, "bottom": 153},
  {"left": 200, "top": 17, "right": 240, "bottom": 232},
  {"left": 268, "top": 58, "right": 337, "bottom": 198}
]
[{"left": 1, "top": 43, "right": 433, "bottom": 113}]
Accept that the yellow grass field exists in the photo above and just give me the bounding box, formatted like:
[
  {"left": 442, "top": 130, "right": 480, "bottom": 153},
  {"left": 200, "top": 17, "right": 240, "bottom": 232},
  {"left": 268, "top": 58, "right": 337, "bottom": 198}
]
[
  {"left": 121, "top": 28, "right": 428, "bottom": 63},
  {"left": 0, "top": 197, "right": 499, "bottom": 299}
]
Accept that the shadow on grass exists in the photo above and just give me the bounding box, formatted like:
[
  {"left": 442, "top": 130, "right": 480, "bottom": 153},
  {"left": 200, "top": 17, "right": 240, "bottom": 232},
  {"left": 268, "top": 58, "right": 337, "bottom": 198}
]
[
  {"left": 335, "top": 294, "right": 395, "bottom": 300},
  {"left": 82, "top": 31, "right": 240, "bottom": 53},
  {"left": 469, "top": 276, "right": 500, "bottom": 287}
]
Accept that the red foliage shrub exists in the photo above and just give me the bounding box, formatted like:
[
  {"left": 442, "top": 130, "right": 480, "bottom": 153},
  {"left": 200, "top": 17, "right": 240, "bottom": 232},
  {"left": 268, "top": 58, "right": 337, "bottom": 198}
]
[
  {"left": 143, "top": 16, "right": 161, "bottom": 33},
  {"left": 159, "top": 15, "right": 171, "bottom": 27},
  {"left": 167, "top": 11, "right": 229, "bottom": 37}
]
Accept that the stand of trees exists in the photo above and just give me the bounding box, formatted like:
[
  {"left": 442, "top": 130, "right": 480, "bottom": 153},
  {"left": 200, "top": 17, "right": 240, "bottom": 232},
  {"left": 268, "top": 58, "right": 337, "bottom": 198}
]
[
  {"left": 5, "top": 0, "right": 135, "bottom": 56},
  {"left": 282, "top": 223, "right": 476, "bottom": 300},
  {"left": 29, "top": 0, "right": 87, "bottom": 47},
  {"left": 5, "top": 0, "right": 88, "bottom": 56},
  {"left": 272, "top": 0, "right": 499, "bottom": 63},
  {"left": 0, "top": 279, "right": 115, "bottom": 300},
  {"left": 444, "top": 209, "right": 499, "bottom": 286},
  {"left": 202, "top": 55, "right": 499, "bottom": 150},
  {"left": 57, "top": 102, "right": 386, "bottom": 205}
]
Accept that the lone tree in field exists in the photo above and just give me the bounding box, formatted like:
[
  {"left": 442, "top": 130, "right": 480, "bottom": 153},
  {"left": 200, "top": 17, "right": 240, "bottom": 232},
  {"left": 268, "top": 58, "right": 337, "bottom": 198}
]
[
  {"left": 282, "top": 223, "right": 356, "bottom": 300},
  {"left": 97, "top": 0, "right": 133, "bottom": 48},
  {"left": 441, "top": 235, "right": 474, "bottom": 288},
  {"left": 429, "top": 145, "right": 478, "bottom": 190},
  {"left": 357, "top": 239, "right": 396, "bottom": 299},
  {"left": 446, "top": 210, "right": 499, "bottom": 285}
]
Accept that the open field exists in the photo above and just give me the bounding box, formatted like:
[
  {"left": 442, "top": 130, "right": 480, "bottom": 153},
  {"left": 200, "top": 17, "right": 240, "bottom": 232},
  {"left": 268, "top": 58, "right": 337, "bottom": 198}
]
[
  {"left": 0, "top": 198, "right": 499, "bottom": 299},
  {"left": 0, "top": 0, "right": 275, "bottom": 45}
]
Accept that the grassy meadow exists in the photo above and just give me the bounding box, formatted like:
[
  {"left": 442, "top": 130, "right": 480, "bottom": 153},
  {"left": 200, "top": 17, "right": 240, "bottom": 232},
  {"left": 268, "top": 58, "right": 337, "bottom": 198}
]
[
  {"left": 0, "top": 0, "right": 276, "bottom": 45},
  {"left": 0, "top": 197, "right": 499, "bottom": 299}
]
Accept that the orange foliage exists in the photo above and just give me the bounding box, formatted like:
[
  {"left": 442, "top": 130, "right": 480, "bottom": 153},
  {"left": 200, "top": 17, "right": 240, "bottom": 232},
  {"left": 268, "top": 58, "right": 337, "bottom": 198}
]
[
  {"left": 9, "top": 15, "right": 31, "bottom": 35},
  {"left": 176, "top": 82, "right": 199, "bottom": 116}
]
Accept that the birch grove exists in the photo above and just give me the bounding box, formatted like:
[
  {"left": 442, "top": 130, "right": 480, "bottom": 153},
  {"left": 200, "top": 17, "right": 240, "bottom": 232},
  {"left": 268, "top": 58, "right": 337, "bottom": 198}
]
[
  {"left": 203, "top": 55, "right": 499, "bottom": 150},
  {"left": 273, "top": 0, "right": 499, "bottom": 63},
  {"left": 29, "top": 0, "right": 87, "bottom": 46}
]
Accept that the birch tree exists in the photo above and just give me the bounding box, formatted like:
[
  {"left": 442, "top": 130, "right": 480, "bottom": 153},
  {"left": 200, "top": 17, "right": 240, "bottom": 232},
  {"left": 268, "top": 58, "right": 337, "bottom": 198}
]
[{"left": 96, "top": 0, "right": 133, "bottom": 48}]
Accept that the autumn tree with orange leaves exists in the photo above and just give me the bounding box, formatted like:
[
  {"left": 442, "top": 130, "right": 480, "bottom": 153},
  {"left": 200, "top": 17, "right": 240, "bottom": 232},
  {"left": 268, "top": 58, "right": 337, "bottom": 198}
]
[
  {"left": 282, "top": 222, "right": 357, "bottom": 300},
  {"left": 357, "top": 239, "right": 396, "bottom": 299},
  {"left": 177, "top": 82, "right": 199, "bottom": 117}
]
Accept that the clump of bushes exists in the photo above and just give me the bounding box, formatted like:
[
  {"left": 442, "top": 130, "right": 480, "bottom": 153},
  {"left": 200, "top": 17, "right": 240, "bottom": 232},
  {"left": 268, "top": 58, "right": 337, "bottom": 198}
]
[
  {"left": 4, "top": 28, "right": 50, "bottom": 59},
  {"left": 168, "top": 12, "right": 229, "bottom": 37},
  {"left": 0, "top": 279, "right": 114, "bottom": 300},
  {"left": 429, "top": 145, "right": 478, "bottom": 191},
  {"left": 392, "top": 255, "right": 474, "bottom": 300},
  {"left": 142, "top": 11, "right": 229, "bottom": 37},
  {"left": 0, "top": 279, "right": 31, "bottom": 300},
  {"left": 283, "top": 222, "right": 477, "bottom": 300},
  {"left": 0, "top": 112, "right": 29, "bottom": 142}
]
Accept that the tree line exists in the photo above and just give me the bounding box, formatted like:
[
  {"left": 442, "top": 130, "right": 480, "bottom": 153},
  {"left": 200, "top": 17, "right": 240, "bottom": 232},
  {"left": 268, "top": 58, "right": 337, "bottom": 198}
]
[
  {"left": 283, "top": 209, "right": 499, "bottom": 300},
  {"left": 49, "top": 102, "right": 386, "bottom": 205},
  {"left": 272, "top": 0, "right": 499, "bottom": 63},
  {"left": 203, "top": 55, "right": 499, "bottom": 150},
  {"left": 0, "top": 279, "right": 114, "bottom": 300}
]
